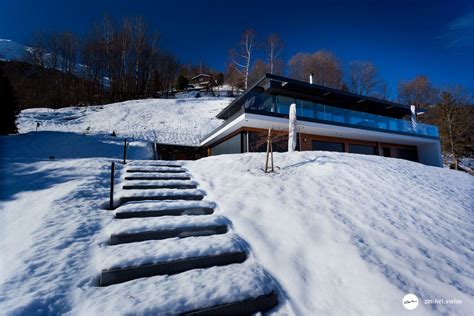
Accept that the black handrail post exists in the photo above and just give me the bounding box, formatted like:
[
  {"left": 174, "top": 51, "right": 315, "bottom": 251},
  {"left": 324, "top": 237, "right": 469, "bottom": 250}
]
[
  {"left": 123, "top": 138, "right": 128, "bottom": 164},
  {"left": 109, "top": 162, "right": 115, "bottom": 210}
]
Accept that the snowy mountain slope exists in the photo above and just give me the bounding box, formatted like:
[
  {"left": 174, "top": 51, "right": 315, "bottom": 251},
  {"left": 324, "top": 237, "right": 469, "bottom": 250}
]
[
  {"left": 185, "top": 152, "right": 474, "bottom": 315},
  {"left": 18, "top": 96, "right": 232, "bottom": 146},
  {"left": 0, "top": 39, "right": 90, "bottom": 76},
  {"left": 0, "top": 39, "right": 28, "bottom": 61}
]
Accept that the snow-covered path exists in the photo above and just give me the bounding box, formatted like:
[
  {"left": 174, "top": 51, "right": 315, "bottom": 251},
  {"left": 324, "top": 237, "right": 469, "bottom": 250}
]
[{"left": 72, "top": 160, "right": 286, "bottom": 315}]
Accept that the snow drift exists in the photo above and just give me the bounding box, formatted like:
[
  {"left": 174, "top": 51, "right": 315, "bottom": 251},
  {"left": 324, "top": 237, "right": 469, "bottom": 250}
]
[
  {"left": 185, "top": 151, "right": 474, "bottom": 315},
  {"left": 1, "top": 94, "right": 473, "bottom": 315}
]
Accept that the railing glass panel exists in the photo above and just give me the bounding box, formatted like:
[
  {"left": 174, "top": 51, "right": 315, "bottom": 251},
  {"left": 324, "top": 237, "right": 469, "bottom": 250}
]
[{"left": 242, "top": 92, "right": 439, "bottom": 137}]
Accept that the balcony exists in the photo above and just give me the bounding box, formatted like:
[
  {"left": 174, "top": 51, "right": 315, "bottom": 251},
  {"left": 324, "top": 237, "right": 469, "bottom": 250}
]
[{"left": 242, "top": 93, "right": 439, "bottom": 138}]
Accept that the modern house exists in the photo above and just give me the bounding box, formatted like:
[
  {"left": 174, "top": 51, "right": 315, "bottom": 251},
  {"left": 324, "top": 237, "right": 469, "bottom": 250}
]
[{"left": 198, "top": 74, "right": 442, "bottom": 166}]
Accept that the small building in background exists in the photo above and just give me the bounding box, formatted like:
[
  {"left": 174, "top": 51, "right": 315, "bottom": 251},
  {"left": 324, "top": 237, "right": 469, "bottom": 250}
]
[{"left": 191, "top": 74, "right": 213, "bottom": 89}]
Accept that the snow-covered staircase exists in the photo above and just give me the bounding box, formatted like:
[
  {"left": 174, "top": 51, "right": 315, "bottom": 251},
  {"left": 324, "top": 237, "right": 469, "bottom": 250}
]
[{"left": 88, "top": 160, "right": 280, "bottom": 315}]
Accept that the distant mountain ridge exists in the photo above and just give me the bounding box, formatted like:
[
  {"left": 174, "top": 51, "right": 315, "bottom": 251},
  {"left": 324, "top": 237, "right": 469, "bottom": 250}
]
[
  {"left": 0, "top": 39, "right": 31, "bottom": 62},
  {"left": 0, "top": 38, "right": 87, "bottom": 74}
]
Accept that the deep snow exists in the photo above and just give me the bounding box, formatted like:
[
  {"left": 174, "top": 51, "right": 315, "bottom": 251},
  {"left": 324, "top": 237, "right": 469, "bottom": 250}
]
[
  {"left": 1, "top": 95, "right": 473, "bottom": 315},
  {"left": 185, "top": 151, "right": 474, "bottom": 315},
  {"left": 17, "top": 96, "right": 232, "bottom": 146}
]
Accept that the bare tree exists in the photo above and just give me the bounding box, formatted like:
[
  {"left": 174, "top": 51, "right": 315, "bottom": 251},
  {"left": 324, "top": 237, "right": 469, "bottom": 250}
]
[
  {"left": 398, "top": 75, "right": 437, "bottom": 107},
  {"left": 287, "top": 52, "right": 307, "bottom": 80},
  {"left": 18, "top": 14, "right": 186, "bottom": 107},
  {"left": 429, "top": 87, "right": 470, "bottom": 169},
  {"left": 374, "top": 81, "right": 391, "bottom": 100},
  {"left": 263, "top": 33, "right": 284, "bottom": 75},
  {"left": 144, "top": 32, "right": 159, "bottom": 95},
  {"left": 27, "top": 31, "right": 48, "bottom": 67},
  {"left": 347, "top": 61, "right": 379, "bottom": 95},
  {"left": 248, "top": 59, "right": 268, "bottom": 86},
  {"left": 230, "top": 29, "right": 256, "bottom": 90},
  {"left": 224, "top": 63, "right": 243, "bottom": 92},
  {"left": 58, "top": 32, "right": 78, "bottom": 74},
  {"left": 288, "top": 50, "right": 343, "bottom": 89}
]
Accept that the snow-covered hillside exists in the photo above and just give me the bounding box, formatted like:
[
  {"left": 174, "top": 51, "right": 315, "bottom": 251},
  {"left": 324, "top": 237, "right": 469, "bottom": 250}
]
[
  {"left": 0, "top": 39, "right": 28, "bottom": 61},
  {"left": 1, "top": 128, "right": 473, "bottom": 315},
  {"left": 1, "top": 95, "right": 473, "bottom": 315},
  {"left": 186, "top": 152, "right": 474, "bottom": 315},
  {"left": 18, "top": 96, "right": 232, "bottom": 146}
]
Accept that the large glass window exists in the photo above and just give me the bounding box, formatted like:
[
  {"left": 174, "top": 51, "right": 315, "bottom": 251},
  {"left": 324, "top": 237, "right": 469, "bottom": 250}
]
[
  {"left": 242, "top": 91, "right": 439, "bottom": 137},
  {"left": 300, "top": 100, "right": 314, "bottom": 118},
  {"left": 396, "top": 148, "right": 418, "bottom": 162},
  {"left": 276, "top": 96, "right": 294, "bottom": 115},
  {"left": 212, "top": 133, "right": 242, "bottom": 156},
  {"left": 348, "top": 144, "right": 376, "bottom": 155},
  {"left": 248, "top": 132, "right": 289, "bottom": 152},
  {"left": 312, "top": 140, "right": 345, "bottom": 152},
  {"left": 314, "top": 103, "right": 325, "bottom": 120}
]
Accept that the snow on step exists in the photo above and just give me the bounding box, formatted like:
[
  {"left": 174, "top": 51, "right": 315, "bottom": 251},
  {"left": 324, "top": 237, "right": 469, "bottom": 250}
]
[
  {"left": 126, "top": 168, "right": 187, "bottom": 173},
  {"left": 106, "top": 215, "right": 229, "bottom": 244},
  {"left": 76, "top": 261, "right": 278, "bottom": 315},
  {"left": 122, "top": 183, "right": 197, "bottom": 190},
  {"left": 95, "top": 234, "right": 244, "bottom": 273},
  {"left": 123, "top": 172, "right": 191, "bottom": 178},
  {"left": 105, "top": 215, "right": 229, "bottom": 237},
  {"left": 114, "top": 200, "right": 215, "bottom": 218},
  {"left": 99, "top": 251, "right": 246, "bottom": 286},
  {"left": 114, "top": 200, "right": 215, "bottom": 212},
  {"left": 124, "top": 172, "right": 191, "bottom": 181},
  {"left": 183, "top": 291, "right": 278, "bottom": 315},
  {"left": 121, "top": 179, "right": 197, "bottom": 189},
  {"left": 122, "top": 179, "right": 197, "bottom": 186},
  {"left": 108, "top": 224, "right": 228, "bottom": 245},
  {"left": 119, "top": 188, "right": 205, "bottom": 204},
  {"left": 122, "top": 178, "right": 198, "bottom": 189},
  {"left": 126, "top": 160, "right": 181, "bottom": 167},
  {"left": 120, "top": 188, "right": 204, "bottom": 198}
]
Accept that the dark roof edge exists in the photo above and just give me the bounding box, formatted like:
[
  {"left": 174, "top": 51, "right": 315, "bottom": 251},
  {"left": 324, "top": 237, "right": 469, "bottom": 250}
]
[
  {"left": 217, "top": 73, "right": 412, "bottom": 119},
  {"left": 263, "top": 73, "right": 410, "bottom": 110},
  {"left": 216, "top": 75, "right": 269, "bottom": 119}
]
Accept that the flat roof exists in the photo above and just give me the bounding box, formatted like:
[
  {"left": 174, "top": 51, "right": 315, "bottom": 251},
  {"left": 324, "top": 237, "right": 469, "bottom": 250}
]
[{"left": 217, "top": 74, "right": 414, "bottom": 120}]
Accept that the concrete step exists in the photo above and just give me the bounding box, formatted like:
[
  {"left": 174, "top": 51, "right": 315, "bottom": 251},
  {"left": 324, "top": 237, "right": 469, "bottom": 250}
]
[
  {"left": 122, "top": 184, "right": 197, "bottom": 190},
  {"left": 125, "top": 176, "right": 191, "bottom": 181},
  {"left": 99, "top": 251, "right": 247, "bottom": 286},
  {"left": 127, "top": 162, "right": 181, "bottom": 168},
  {"left": 80, "top": 261, "right": 280, "bottom": 315},
  {"left": 182, "top": 291, "right": 279, "bottom": 315},
  {"left": 115, "top": 207, "right": 214, "bottom": 218},
  {"left": 130, "top": 164, "right": 182, "bottom": 168},
  {"left": 120, "top": 194, "right": 204, "bottom": 205},
  {"left": 126, "top": 169, "right": 186, "bottom": 173},
  {"left": 109, "top": 224, "right": 228, "bottom": 245}
]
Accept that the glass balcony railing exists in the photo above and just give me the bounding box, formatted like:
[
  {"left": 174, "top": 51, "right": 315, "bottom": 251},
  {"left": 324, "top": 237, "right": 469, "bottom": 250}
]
[{"left": 242, "top": 92, "right": 439, "bottom": 138}]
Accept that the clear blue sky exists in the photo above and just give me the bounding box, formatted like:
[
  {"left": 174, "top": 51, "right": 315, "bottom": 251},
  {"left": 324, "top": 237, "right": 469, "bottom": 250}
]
[{"left": 0, "top": 0, "right": 473, "bottom": 97}]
